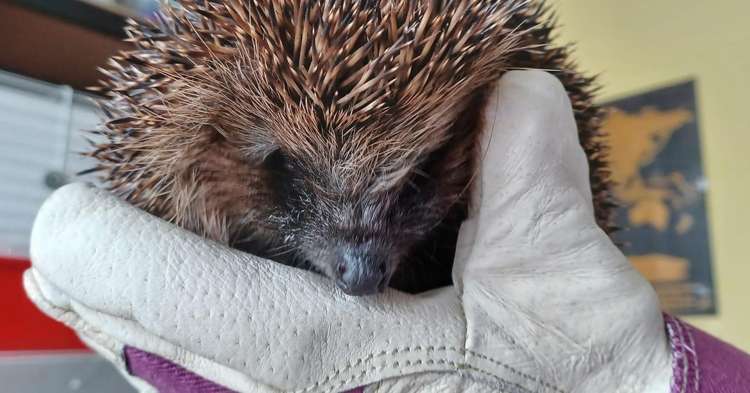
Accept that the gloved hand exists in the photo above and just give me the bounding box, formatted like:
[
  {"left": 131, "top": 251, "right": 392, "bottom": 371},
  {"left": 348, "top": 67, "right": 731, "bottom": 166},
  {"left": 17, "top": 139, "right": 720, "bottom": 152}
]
[{"left": 24, "top": 70, "right": 672, "bottom": 393}]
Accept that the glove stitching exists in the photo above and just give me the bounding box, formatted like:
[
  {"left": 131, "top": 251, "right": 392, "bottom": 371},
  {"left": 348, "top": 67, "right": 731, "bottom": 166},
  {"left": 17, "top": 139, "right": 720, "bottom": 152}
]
[
  {"left": 297, "top": 346, "right": 455, "bottom": 392},
  {"left": 684, "top": 321, "right": 699, "bottom": 393},
  {"left": 666, "top": 314, "right": 702, "bottom": 393},
  {"left": 298, "top": 345, "right": 564, "bottom": 393},
  {"left": 466, "top": 350, "right": 563, "bottom": 393},
  {"left": 670, "top": 317, "right": 687, "bottom": 393},
  {"left": 333, "top": 359, "right": 536, "bottom": 393},
  {"left": 456, "top": 288, "right": 562, "bottom": 393}
]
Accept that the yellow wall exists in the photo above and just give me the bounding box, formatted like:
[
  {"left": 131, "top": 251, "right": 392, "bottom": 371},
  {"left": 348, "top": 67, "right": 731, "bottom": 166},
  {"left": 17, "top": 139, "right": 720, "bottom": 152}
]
[{"left": 552, "top": 0, "right": 750, "bottom": 350}]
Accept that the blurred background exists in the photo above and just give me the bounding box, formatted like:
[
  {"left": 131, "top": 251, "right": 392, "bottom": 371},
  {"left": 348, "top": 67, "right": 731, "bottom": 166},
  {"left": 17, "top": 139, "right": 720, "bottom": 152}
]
[{"left": 0, "top": 0, "right": 747, "bottom": 392}]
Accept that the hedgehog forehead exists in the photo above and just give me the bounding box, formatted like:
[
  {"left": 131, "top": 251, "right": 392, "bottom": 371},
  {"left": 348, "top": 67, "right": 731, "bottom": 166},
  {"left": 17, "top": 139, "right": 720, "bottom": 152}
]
[
  {"left": 252, "top": 84, "right": 459, "bottom": 162},
  {"left": 268, "top": 107, "right": 439, "bottom": 195}
]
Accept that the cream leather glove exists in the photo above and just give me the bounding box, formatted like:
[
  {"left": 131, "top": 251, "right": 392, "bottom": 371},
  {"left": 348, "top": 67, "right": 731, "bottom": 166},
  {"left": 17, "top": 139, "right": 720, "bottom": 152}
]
[{"left": 24, "top": 70, "right": 672, "bottom": 393}]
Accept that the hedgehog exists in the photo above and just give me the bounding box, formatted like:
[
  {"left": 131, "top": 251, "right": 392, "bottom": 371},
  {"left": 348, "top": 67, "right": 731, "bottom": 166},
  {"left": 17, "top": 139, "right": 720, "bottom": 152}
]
[{"left": 87, "top": 0, "right": 612, "bottom": 296}]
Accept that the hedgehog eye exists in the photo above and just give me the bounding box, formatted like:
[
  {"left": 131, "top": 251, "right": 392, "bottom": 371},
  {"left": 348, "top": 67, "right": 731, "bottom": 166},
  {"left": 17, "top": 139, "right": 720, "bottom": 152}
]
[
  {"left": 264, "top": 149, "right": 295, "bottom": 173},
  {"left": 265, "top": 149, "right": 306, "bottom": 209}
]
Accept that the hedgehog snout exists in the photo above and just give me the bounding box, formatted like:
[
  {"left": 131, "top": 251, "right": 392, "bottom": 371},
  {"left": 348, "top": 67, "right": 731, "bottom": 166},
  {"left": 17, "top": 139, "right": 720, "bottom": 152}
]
[{"left": 330, "top": 242, "right": 393, "bottom": 296}]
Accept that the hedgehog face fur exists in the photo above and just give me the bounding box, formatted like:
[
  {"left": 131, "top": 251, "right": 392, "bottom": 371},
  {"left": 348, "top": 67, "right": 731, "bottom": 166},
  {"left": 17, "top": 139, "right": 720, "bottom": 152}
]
[{"left": 90, "top": 0, "right": 612, "bottom": 295}]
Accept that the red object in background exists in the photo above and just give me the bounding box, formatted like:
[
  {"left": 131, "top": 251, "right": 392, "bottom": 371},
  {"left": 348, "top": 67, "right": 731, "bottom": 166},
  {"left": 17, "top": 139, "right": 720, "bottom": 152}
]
[{"left": 0, "top": 257, "right": 87, "bottom": 351}]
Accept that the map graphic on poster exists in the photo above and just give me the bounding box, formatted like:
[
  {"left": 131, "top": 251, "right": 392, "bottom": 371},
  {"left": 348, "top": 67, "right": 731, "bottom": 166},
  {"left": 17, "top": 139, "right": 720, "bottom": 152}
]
[{"left": 601, "top": 80, "right": 716, "bottom": 315}]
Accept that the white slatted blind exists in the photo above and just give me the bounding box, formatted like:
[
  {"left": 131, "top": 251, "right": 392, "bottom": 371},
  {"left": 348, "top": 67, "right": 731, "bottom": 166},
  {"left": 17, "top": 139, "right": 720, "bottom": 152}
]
[{"left": 0, "top": 70, "right": 103, "bottom": 259}]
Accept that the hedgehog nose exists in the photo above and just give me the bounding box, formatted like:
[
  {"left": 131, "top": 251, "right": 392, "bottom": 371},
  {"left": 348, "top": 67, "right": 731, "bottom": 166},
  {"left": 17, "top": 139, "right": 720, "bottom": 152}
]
[{"left": 334, "top": 246, "right": 389, "bottom": 296}]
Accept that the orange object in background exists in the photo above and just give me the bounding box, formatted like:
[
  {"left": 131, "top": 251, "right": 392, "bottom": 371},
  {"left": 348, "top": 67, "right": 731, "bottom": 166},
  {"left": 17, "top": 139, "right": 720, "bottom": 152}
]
[{"left": 0, "top": 257, "right": 87, "bottom": 351}]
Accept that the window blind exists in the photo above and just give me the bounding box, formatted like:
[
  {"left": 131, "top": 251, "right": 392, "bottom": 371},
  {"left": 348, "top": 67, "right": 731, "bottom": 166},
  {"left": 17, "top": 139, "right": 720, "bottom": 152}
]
[{"left": 0, "top": 70, "right": 103, "bottom": 259}]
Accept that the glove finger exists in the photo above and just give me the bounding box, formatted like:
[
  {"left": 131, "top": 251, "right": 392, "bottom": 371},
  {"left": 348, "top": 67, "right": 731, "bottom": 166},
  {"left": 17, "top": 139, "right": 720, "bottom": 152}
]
[
  {"left": 473, "top": 70, "right": 592, "bottom": 220},
  {"left": 454, "top": 70, "right": 603, "bottom": 278}
]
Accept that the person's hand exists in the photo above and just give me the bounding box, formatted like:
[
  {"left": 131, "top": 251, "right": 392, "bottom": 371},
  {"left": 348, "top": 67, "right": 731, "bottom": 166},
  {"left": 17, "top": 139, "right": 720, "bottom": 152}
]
[{"left": 24, "top": 70, "right": 671, "bottom": 393}]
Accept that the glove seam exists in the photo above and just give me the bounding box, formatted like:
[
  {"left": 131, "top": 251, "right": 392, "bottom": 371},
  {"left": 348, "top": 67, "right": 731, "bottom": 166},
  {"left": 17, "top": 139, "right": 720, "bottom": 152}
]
[
  {"left": 300, "top": 346, "right": 459, "bottom": 392},
  {"left": 465, "top": 350, "right": 564, "bottom": 393},
  {"left": 664, "top": 314, "right": 699, "bottom": 393},
  {"left": 301, "top": 345, "right": 564, "bottom": 393},
  {"left": 312, "top": 355, "right": 540, "bottom": 393},
  {"left": 458, "top": 290, "right": 562, "bottom": 393}
]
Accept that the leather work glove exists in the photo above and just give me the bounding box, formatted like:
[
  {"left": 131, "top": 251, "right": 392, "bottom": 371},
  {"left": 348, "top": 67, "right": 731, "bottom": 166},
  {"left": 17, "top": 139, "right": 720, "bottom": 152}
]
[{"left": 24, "top": 70, "right": 672, "bottom": 393}]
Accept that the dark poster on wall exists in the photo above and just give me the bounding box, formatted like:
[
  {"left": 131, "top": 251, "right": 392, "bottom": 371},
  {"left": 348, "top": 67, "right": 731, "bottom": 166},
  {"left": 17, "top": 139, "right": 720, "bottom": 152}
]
[{"left": 601, "top": 80, "right": 716, "bottom": 315}]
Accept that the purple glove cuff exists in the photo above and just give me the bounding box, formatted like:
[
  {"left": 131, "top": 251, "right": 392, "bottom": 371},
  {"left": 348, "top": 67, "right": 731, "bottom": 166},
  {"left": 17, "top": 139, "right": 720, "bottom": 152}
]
[
  {"left": 664, "top": 313, "right": 750, "bottom": 393},
  {"left": 123, "top": 346, "right": 363, "bottom": 393},
  {"left": 122, "top": 315, "right": 750, "bottom": 392},
  {"left": 124, "top": 346, "right": 235, "bottom": 393}
]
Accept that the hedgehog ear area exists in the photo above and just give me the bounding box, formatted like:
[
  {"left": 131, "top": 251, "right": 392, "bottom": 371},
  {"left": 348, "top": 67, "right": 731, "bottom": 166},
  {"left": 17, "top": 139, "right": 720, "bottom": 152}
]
[
  {"left": 370, "top": 164, "right": 421, "bottom": 194},
  {"left": 236, "top": 142, "right": 284, "bottom": 166}
]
